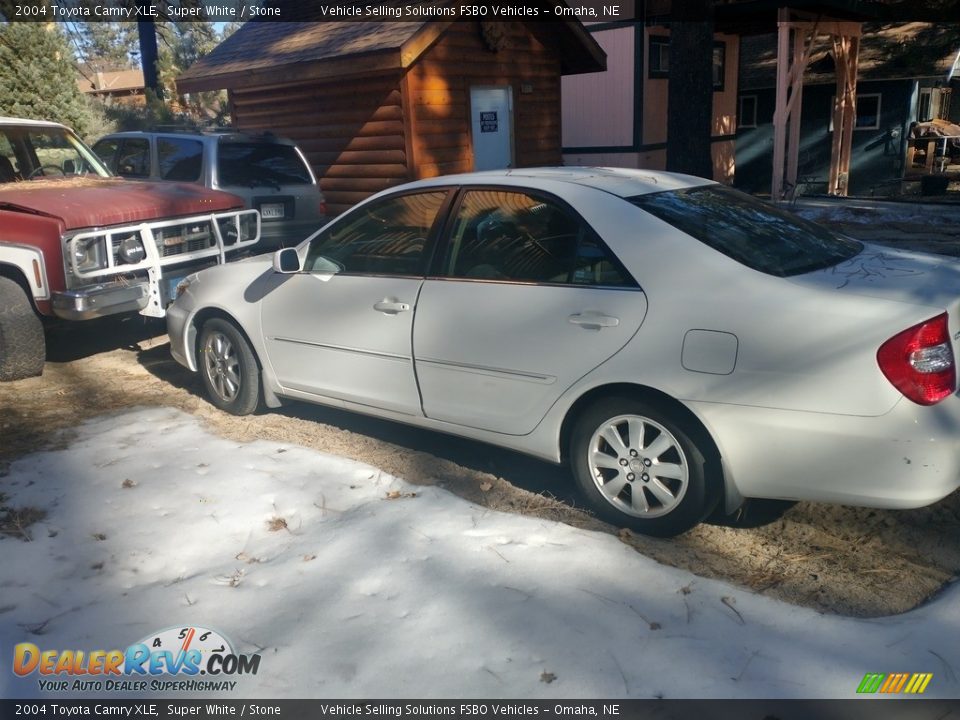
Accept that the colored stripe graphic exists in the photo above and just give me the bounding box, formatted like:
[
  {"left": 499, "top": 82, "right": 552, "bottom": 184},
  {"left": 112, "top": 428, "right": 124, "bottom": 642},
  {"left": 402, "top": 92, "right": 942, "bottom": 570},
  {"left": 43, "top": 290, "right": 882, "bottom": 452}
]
[{"left": 857, "top": 672, "right": 932, "bottom": 694}]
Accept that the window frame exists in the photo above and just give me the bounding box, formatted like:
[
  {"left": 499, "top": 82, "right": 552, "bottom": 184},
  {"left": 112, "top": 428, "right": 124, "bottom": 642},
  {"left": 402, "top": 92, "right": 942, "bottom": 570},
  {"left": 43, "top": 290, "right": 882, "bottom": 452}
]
[
  {"left": 648, "top": 35, "right": 670, "bottom": 79},
  {"left": 428, "top": 184, "right": 640, "bottom": 291},
  {"left": 830, "top": 93, "right": 882, "bottom": 131},
  {"left": 302, "top": 187, "right": 456, "bottom": 280},
  {"left": 712, "top": 41, "right": 726, "bottom": 92}
]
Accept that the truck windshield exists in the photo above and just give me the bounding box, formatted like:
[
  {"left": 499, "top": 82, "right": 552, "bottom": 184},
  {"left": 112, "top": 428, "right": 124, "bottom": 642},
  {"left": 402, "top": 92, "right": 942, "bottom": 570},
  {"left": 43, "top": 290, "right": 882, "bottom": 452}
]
[{"left": 0, "top": 124, "right": 111, "bottom": 184}]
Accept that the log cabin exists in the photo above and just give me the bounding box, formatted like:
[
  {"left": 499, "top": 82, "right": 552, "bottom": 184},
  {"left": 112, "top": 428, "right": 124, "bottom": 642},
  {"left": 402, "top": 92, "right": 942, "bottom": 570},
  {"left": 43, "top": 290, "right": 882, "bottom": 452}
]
[{"left": 177, "top": 12, "right": 606, "bottom": 216}]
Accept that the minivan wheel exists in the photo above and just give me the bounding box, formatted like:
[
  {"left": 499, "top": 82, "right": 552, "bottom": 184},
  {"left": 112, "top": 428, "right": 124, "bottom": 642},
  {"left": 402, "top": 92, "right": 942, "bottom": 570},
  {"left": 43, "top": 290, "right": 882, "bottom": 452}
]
[
  {"left": 570, "top": 398, "right": 718, "bottom": 537},
  {"left": 198, "top": 318, "right": 261, "bottom": 416}
]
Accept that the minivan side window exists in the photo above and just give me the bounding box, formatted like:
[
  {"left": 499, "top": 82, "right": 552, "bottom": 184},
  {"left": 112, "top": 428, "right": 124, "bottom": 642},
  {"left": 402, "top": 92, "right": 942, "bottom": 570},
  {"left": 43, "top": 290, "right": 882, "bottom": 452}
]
[
  {"left": 304, "top": 191, "right": 447, "bottom": 276},
  {"left": 158, "top": 138, "right": 203, "bottom": 182},
  {"left": 440, "top": 189, "right": 635, "bottom": 287}
]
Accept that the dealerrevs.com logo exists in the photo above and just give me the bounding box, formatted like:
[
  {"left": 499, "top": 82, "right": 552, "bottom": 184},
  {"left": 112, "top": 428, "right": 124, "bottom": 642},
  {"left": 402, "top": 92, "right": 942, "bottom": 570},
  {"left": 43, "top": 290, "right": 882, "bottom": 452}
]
[{"left": 12, "top": 626, "right": 261, "bottom": 693}]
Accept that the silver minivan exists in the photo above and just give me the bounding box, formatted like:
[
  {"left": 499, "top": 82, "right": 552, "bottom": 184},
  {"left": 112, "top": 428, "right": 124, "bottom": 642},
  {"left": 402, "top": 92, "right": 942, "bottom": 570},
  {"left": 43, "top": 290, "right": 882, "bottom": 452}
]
[{"left": 93, "top": 130, "right": 327, "bottom": 250}]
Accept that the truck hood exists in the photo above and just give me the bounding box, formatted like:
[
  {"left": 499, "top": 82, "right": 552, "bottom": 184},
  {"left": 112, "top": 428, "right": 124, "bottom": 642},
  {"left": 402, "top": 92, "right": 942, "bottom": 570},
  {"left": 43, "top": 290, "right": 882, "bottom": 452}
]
[
  {"left": 0, "top": 177, "right": 243, "bottom": 230},
  {"left": 789, "top": 243, "right": 960, "bottom": 311}
]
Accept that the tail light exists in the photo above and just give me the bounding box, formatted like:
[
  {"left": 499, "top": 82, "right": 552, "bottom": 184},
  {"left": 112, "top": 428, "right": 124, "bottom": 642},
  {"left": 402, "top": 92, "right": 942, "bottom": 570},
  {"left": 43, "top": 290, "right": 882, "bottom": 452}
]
[{"left": 877, "top": 313, "right": 956, "bottom": 405}]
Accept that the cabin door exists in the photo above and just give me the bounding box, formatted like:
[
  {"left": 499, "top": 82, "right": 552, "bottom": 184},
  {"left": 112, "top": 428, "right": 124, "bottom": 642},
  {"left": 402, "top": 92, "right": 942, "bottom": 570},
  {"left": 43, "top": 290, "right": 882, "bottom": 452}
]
[{"left": 470, "top": 86, "right": 513, "bottom": 171}]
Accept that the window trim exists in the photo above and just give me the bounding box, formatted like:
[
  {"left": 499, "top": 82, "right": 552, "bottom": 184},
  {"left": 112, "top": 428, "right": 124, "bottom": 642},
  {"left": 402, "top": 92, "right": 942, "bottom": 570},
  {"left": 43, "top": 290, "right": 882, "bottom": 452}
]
[
  {"left": 427, "top": 184, "right": 640, "bottom": 290},
  {"left": 738, "top": 95, "right": 758, "bottom": 129}
]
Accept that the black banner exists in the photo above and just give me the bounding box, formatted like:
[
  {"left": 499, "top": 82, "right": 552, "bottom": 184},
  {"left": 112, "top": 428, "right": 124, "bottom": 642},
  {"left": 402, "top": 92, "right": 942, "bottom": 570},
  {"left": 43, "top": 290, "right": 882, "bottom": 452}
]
[{"left": 3, "top": 700, "right": 960, "bottom": 720}]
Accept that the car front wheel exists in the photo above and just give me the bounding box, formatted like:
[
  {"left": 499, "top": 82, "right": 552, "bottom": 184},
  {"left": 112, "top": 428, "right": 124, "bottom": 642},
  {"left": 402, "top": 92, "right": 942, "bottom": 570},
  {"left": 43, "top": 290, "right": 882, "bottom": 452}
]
[
  {"left": 570, "top": 398, "right": 719, "bottom": 537},
  {"left": 198, "top": 318, "right": 261, "bottom": 416}
]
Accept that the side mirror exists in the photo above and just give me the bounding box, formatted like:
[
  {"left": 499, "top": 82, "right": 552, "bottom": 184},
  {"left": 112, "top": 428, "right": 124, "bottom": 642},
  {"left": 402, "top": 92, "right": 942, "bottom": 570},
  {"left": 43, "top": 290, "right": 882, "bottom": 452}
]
[{"left": 273, "top": 247, "right": 301, "bottom": 274}]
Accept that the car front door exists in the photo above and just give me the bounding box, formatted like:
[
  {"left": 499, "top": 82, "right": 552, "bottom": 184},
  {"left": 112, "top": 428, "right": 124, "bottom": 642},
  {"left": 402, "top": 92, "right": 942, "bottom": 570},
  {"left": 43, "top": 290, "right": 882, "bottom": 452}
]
[
  {"left": 413, "top": 187, "right": 648, "bottom": 435},
  {"left": 259, "top": 189, "right": 451, "bottom": 415}
]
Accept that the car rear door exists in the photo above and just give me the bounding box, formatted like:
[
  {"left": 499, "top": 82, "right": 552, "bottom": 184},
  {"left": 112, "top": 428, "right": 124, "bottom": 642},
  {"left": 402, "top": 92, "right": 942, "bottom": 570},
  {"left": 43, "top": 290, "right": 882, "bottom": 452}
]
[
  {"left": 412, "top": 187, "right": 648, "bottom": 435},
  {"left": 259, "top": 189, "right": 451, "bottom": 415}
]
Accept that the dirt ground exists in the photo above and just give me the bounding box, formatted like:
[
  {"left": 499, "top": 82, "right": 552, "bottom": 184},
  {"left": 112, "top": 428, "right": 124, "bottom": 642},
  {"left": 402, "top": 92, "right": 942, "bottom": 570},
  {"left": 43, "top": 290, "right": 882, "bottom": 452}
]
[{"left": 3, "top": 315, "right": 960, "bottom": 619}]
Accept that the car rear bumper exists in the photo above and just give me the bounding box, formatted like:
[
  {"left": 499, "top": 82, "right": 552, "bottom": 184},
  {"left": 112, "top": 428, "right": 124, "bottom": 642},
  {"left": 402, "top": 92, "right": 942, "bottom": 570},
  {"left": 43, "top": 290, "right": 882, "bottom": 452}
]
[
  {"left": 693, "top": 396, "right": 960, "bottom": 509},
  {"left": 52, "top": 282, "right": 148, "bottom": 321}
]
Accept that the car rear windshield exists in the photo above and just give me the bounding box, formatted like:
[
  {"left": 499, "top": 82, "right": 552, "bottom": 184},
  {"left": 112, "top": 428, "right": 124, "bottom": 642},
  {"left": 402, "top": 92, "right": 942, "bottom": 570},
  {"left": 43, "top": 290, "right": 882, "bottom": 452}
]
[
  {"left": 629, "top": 185, "right": 862, "bottom": 276},
  {"left": 217, "top": 142, "right": 312, "bottom": 187}
]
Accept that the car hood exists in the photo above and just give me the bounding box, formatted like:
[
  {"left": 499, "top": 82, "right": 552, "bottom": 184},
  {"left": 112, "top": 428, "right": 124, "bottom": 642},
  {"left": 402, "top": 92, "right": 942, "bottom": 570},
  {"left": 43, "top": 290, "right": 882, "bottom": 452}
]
[
  {"left": 0, "top": 177, "right": 244, "bottom": 230},
  {"left": 789, "top": 243, "right": 960, "bottom": 311}
]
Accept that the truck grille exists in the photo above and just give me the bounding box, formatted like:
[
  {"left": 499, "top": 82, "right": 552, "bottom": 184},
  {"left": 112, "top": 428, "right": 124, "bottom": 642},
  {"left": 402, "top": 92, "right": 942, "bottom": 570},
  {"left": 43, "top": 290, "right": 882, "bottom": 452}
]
[{"left": 154, "top": 221, "right": 215, "bottom": 258}]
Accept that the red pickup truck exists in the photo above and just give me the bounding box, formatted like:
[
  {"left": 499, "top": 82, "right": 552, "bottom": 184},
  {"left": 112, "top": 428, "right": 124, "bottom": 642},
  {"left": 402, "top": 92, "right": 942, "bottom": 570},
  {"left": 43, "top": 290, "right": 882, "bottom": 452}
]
[{"left": 0, "top": 117, "right": 260, "bottom": 381}]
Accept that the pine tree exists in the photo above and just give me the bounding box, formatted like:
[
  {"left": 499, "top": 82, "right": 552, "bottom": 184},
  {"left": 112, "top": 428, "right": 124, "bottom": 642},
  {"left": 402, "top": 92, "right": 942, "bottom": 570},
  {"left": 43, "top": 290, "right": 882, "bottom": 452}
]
[{"left": 0, "top": 22, "right": 94, "bottom": 135}]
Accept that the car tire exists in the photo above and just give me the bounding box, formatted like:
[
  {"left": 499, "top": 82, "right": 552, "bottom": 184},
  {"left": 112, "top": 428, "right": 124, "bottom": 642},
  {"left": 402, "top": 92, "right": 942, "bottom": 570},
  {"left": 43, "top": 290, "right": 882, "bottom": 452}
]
[
  {"left": 197, "top": 318, "right": 261, "bottom": 416},
  {"left": 0, "top": 276, "right": 45, "bottom": 382},
  {"left": 570, "top": 398, "right": 720, "bottom": 537}
]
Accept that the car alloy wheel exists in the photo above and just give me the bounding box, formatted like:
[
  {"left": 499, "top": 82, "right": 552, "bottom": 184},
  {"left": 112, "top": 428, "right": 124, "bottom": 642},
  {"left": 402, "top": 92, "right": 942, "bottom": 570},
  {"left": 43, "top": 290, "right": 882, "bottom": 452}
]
[
  {"left": 570, "top": 398, "right": 719, "bottom": 537},
  {"left": 203, "top": 329, "right": 241, "bottom": 404},
  {"left": 198, "top": 318, "right": 261, "bottom": 416},
  {"left": 587, "top": 414, "right": 689, "bottom": 519}
]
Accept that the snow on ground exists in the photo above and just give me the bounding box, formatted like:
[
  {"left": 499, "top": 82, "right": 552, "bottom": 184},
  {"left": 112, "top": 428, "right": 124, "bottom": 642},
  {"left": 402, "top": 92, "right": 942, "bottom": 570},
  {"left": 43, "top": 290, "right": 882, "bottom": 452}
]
[{"left": 1, "top": 407, "right": 958, "bottom": 699}]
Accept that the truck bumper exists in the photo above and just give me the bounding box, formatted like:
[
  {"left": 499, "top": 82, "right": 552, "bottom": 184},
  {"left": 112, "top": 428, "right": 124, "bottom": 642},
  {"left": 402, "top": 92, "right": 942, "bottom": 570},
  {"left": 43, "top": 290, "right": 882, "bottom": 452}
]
[{"left": 52, "top": 282, "right": 147, "bottom": 321}]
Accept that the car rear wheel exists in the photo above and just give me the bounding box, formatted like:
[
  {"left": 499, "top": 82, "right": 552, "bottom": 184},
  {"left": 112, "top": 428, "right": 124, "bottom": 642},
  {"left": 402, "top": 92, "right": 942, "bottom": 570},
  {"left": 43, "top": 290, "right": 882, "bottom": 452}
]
[
  {"left": 570, "top": 398, "right": 719, "bottom": 537},
  {"left": 198, "top": 318, "right": 260, "bottom": 416}
]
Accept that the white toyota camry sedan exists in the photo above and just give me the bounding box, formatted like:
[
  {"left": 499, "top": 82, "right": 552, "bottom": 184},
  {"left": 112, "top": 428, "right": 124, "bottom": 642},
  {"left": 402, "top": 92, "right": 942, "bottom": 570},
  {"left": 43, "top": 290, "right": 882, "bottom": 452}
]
[{"left": 168, "top": 168, "right": 960, "bottom": 536}]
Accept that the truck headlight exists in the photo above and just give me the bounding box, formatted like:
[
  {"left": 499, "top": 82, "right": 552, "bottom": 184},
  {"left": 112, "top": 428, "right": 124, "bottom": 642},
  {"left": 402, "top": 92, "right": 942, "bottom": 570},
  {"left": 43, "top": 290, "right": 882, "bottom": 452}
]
[
  {"left": 117, "top": 234, "right": 146, "bottom": 264},
  {"left": 72, "top": 236, "right": 107, "bottom": 273},
  {"left": 239, "top": 212, "right": 258, "bottom": 242}
]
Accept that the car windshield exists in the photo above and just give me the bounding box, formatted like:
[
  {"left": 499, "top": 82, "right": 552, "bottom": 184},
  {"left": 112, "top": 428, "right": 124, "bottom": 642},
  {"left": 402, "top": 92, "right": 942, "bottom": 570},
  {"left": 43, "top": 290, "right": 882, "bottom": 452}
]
[
  {"left": 629, "top": 185, "right": 862, "bottom": 277},
  {"left": 0, "top": 124, "right": 111, "bottom": 183},
  {"left": 217, "top": 142, "right": 312, "bottom": 188}
]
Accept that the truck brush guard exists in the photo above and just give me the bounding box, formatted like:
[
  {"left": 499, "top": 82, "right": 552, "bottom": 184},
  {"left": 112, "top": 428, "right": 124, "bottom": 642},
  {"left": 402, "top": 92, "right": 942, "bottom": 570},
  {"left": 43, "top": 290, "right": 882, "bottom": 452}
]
[{"left": 65, "top": 209, "right": 260, "bottom": 317}]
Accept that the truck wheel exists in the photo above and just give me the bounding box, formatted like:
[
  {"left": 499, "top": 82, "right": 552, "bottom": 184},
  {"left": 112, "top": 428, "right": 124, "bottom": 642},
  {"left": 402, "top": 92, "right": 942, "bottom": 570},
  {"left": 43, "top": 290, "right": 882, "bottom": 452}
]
[{"left": 0, "top": 276, "right": 45, "bottom": 381}]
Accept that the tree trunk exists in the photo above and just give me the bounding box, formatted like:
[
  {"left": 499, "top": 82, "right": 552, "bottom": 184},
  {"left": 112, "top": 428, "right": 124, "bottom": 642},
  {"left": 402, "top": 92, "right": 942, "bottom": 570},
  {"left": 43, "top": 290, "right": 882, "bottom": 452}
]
[
  {"left": 137, "top": 18, "right": 162, "bottom": 101},
  {"left": 666, "top": 0, "right": 715, "bottom": 179}
]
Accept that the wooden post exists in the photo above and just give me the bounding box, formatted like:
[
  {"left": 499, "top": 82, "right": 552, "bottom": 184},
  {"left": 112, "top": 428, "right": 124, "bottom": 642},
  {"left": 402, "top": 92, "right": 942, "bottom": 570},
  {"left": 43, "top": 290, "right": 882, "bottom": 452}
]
[
  {"left": 785, "top": 28, "right": 807, "bottom": 192},
  {"left": 771, "top": 8, "right": 791, "bottom": 200}
]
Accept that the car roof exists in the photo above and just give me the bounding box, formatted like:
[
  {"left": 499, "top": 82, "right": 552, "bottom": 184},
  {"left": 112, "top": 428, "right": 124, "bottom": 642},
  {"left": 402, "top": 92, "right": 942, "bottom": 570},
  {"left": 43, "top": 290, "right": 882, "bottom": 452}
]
[
  {"left": 0, "top": 116, "right": 68, "bottom": 129},
  {"left": 406, "top": 167, "right": 715, "bottom": 198}
]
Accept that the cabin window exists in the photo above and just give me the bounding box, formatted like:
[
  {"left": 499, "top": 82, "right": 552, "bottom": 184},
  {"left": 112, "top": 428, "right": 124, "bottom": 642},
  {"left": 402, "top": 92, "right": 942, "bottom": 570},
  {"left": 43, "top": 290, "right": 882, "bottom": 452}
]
[
  {"left": 738, "top": 95, "right": 758, "bottom": 128},
  {"left": 713, "top": 42, "right": 726, "bottom": 91},
  {"left": 918, "top": 88, "right": 951, "bottom": 122},
  {"left": 304, "top": 191, "right": 448, "bottom": 277},
  {"left": 830, "top": 93, "right": 882, "bottom": 131},
  {"left": 440, "top": 189, "right": 636, "bottom": 287},
  {"left": 648, "top": 36, "right": 669, "bottom": 78}
]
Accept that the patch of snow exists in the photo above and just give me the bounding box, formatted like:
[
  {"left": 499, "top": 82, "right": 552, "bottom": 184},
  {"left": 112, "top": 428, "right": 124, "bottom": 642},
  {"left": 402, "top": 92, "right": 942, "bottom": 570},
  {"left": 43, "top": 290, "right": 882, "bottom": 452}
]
[{"left": 1, "top": 408, "right": 957, "bottom": 699}]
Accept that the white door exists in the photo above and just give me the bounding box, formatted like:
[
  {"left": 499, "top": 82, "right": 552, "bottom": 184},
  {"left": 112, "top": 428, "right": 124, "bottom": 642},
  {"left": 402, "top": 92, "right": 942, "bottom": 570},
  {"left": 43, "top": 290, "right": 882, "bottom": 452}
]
[
  {"left": 470, "top": 86, "right": 513, "bottom": 171},
  {"left": 260, "top": 190, "right": 450, "bottom": 416},
  {"left": 413, "top": 188, "right": 648, "bottom": 435}
]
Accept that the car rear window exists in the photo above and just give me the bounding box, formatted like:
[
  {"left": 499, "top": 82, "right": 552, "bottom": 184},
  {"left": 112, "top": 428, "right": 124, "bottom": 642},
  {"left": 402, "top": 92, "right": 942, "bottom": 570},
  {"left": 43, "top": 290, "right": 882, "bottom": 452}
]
[
  {"left": 217, "top": 142, "right": 312, "bottom": 187},
  {"left": 629, "top": 185, "right": 862, "bottom": 277}
]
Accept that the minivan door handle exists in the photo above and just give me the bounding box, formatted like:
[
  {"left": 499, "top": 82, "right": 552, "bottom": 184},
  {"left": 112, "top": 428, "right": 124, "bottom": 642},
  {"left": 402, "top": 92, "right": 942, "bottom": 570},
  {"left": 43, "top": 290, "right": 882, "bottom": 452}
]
[
  {"left": 568, "top": 312, "right": 620, "bottom": 329},
  {"left": 373, "top": 300, "right": 411, "bottom": 314}
]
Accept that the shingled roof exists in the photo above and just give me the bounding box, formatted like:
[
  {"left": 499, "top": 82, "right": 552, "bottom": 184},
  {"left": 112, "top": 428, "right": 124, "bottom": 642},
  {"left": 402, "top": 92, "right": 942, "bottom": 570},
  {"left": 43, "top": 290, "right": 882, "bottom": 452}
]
[
  {"left": 740, "top": 22, "right": 960, "bottom": 90},
  {"left": 178, "top": 9, "right": 605, "bottom": 94}
]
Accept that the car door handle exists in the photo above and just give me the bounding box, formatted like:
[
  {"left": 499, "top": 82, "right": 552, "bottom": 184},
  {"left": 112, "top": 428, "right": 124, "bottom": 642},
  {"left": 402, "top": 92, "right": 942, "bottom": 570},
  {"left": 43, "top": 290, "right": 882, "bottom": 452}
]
[
  {"left": 373, "top": 300, "right": 411, "bottom": 314},
  {"left": 568, "top": 312, "right": 620, "bottom": 329}
]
